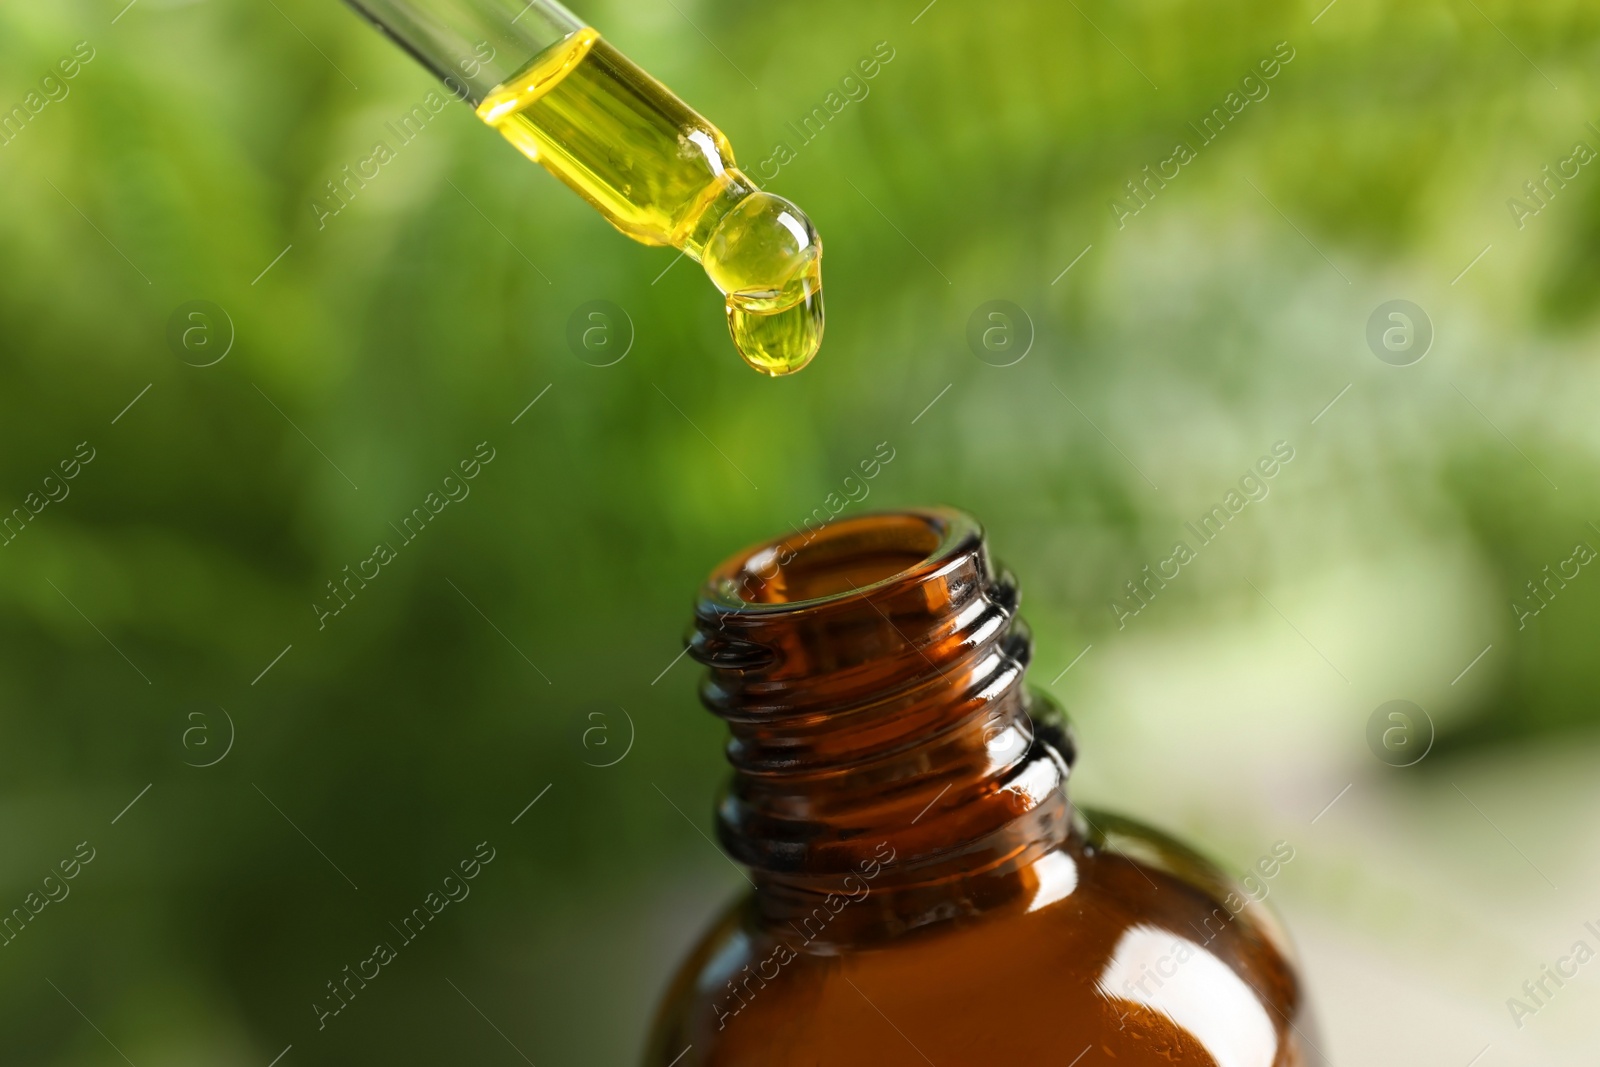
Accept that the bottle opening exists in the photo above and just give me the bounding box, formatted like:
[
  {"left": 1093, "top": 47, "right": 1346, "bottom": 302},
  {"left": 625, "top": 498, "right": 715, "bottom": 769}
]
[{"left": 730, "top": 512, "right": 945, "bottom": 605}]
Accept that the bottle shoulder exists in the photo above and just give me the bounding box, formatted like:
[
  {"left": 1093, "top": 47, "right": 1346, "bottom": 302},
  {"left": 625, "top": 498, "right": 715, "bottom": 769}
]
[
  {"left": 644, "top": 812, "right": 1315, "bottom": 1067},
  {"left": 1076, "top": 805, "right": 1302, "bottom": 972}
]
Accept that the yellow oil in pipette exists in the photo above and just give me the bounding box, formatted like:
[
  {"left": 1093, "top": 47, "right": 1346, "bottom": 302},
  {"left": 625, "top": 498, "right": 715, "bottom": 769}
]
[{"left": 476, "top": 28, "right": 823, "bottom": 376}]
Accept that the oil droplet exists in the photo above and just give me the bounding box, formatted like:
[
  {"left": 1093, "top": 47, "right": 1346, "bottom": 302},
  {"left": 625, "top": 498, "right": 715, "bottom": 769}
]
[
  {"left": 725, "top": 263, "right": 824, "bottom": 376},
  {"left": 702, "top": 190, "right": 824, "bottom": 376}
]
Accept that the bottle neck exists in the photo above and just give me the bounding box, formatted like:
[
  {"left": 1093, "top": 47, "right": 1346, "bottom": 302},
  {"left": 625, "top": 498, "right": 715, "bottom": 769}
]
[{"left": 690, "top": 509, "right": 1074, "bottom": 938}]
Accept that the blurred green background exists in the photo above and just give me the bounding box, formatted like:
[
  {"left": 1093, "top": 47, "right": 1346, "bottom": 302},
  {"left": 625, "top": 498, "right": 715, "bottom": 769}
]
[{"left": 3, "top": 0, "right": 1599, "bottom": 1063}]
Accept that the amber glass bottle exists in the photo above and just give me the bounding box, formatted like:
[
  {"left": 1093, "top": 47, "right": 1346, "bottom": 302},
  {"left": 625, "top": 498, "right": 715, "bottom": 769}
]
[{"left": 645, "top": 509, "right": 1319, "bottom": 1066}]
